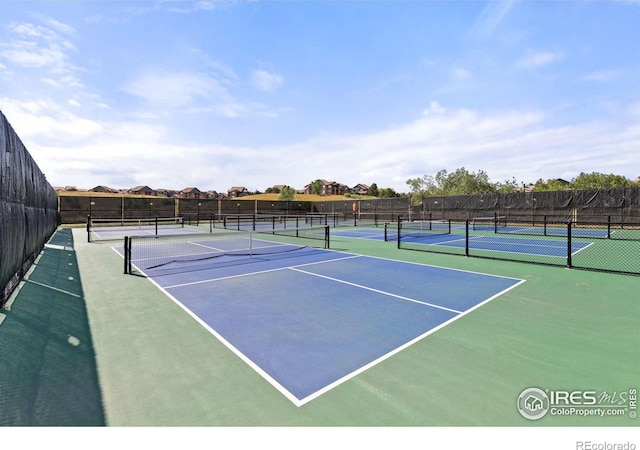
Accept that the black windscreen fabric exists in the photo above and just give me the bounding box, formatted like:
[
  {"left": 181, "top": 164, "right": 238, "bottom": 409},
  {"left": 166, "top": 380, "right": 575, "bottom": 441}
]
[{"left": 1, "top": 110, "right": 58, "bottom": 305}]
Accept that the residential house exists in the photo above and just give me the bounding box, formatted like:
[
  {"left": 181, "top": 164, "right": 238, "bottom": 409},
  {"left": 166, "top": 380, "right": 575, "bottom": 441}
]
[
  {"left": 351, "top": 183, "right": 370, "bottom": 195},
  {"left": 227, "top": 186, "right": 250, "bottom": 198},
  {"left": 128, "top": 185, "right": 155, "bottom": 196},
  {"left": 90, "top": 185, "right": 118, "bottom": 194},
  {"left": 304, "top": 180, "right": 349, "bottom": 196},
  {"left": 180, "top": 187, "right": 202, "bottom": 199}
]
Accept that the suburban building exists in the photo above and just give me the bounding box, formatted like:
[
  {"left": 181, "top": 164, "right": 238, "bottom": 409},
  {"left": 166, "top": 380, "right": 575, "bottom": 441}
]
[
  {"left": 227, "top": 186, "right": 250, "bottom": 198},
  {"left": 180, "top": 187, "right": 202, "bottom": 199},
  {"left": 351, "top": 183, "right": 370, "bottom": 195},
  {"left": 89, "top": 185, "right": 118, "bottom": 194},
  {"left": 128, "top": 185, "right": 155, "bottom": 196},
  {"left": 304, "top": 180, "right": 349, "bottom": 196}
]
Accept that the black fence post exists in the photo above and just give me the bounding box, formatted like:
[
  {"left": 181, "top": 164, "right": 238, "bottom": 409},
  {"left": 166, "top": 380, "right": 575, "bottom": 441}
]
[
  {"left": 465, "top": 220, "right": 470, "bottom": 257},
  {"left": 124, "top": 236, "right": 130, "bottom": 274},
  {"left": 567, "top": 221, "right": 573, "bottom": 268}
]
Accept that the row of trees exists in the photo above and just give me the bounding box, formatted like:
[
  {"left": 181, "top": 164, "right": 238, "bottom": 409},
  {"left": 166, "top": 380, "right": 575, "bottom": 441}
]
[
  {"left": 269, "top": 169, "right": 638, "bottom": 200},
  {"left": 405, "top": 168, "right": 639, "bottom": 200}
]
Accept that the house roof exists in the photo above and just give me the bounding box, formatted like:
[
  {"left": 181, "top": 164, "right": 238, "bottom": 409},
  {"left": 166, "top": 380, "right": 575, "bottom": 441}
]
[{"left": 130, "top": 185, "right": 152, "bottom": 191}]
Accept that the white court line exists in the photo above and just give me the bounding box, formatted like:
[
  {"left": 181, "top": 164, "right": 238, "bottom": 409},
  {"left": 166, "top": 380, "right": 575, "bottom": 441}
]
[
  {"left": 289, "top": 266, "right": 462, "bottom": 314},
  {"left": 164, "top": 254, "right": 362, "bottom": 289}
]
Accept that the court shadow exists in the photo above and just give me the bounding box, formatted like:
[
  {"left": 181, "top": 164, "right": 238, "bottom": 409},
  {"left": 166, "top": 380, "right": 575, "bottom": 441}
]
[{"left": 0, "top": 228, "right": 106, "bottom": 426}]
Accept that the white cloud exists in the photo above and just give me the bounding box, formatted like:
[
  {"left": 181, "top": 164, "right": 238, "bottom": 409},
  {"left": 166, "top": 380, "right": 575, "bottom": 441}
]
[
  {"left": 122, "top": 68, "right": 283, "bottom": 119},
  {"left": 251, "top": 70, "right": 283, "bottom": 92},
  {"left": 0, "top": 96, "right": 103, "bottom": 145},
  {"left": 517, "top": 50, "right": 564, "bottom": 69},
  {"left": 4, "top": 92, "right": 639, "bottom": 193},
  {"left": 123, "top": 70, "right": 229, "bottom": 107},
  {"left": 0, "top": 18, "right": 80, "bottom": 88},
  {"left": 2, "top": 21, "right": 76, "bottom": 62},
  {"left": 580, "top": 69, "right": 623, "bottom": 83},
  {"left": 468, "top": 0, "right": 515, "bottom": 40},
  {"left": 452, "top": 67, "right": 472, "bottom": 81}
]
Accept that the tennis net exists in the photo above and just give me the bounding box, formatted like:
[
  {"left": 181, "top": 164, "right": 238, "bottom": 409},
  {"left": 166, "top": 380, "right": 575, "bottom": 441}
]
[
  {"left": 471, "top": 215, "right": 507, "bottom": 232},
  {"left": 88, "top": 216, "right": 184, "bottom": 242},
  {"left": 393, "top": 219, "right": 452, "bottom": 242},
  {"left": 124, "top": 225, "right": 330, "bottom": 275},
  {"left": 220, "top": 213, "right": 343, "bottom": 230}
]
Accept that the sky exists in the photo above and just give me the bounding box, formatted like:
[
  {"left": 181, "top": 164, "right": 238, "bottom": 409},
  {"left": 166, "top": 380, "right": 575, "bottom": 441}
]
[{"left": 1, "top": 0, "right": 639, "bottom": 194}]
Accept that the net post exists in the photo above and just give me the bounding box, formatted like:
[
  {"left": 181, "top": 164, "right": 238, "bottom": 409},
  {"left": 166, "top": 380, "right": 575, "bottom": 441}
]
[
  {"left": 124, "top": 236, "right": 130, "bottom": 274},
  {"left": 465, "top": 220, "right": 470, "bottom": 256},
  {"left": 544, "top": 215, "right": 548, "bottom": 236},
  {"left": 397, "top": 215, "right": 402, "bottom": 249},
  {"left": 87, "top": 215, "right": 92, "bottom": 242},
  {"left": 567, "top": 220, "right": 573, "bottom": 268},
  {"left": 155, "top": 217, "right": 158, "bottom": 236},
  {"left": 325, "top": 225, "right": 330, "bottom": 249},
  {"left": 607, "top": 215, "right": 611, "bottom": 239},
  {"left": 494, "top": 212, "right": 498, "bottom": 234}
]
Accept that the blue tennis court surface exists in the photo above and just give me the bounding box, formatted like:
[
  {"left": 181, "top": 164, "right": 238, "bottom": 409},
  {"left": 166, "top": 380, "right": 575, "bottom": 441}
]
[
  {"left": 133, "top": 244, "right": 524, "bottom": 406},
  {"left": 331, "top": 227, "right": 387, "bottom": 240},
  {"left": 403, "top": 234, "right": 591, "bottom": 257},
  {"left": 332, "top": 226, "right": 591, "bottom": 258}
]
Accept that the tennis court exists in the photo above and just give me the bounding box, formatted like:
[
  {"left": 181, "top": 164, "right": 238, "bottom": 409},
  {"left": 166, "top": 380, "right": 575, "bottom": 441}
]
[
  {"left": 405, "top": 233, "right": 591, "bottom": 258},
  {"left": 332, "top": 220, "right": 592, "bottom": 260},
  {"left": 117, "top": 229, "right": 524, "bottom": 406},
  {"left": 3, "top": 224, "right": 637, "bottom": 428}
]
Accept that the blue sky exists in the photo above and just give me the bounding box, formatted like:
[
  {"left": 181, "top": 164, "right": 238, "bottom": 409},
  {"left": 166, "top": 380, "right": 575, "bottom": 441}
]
[{"left": 1, "top": 0, "right": 639, "bottom": 193}]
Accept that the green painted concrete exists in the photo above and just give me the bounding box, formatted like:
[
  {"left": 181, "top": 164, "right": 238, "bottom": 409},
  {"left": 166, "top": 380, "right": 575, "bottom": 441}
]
[{"left": 2, "top": 226, "right": 637, "bottom": 426}]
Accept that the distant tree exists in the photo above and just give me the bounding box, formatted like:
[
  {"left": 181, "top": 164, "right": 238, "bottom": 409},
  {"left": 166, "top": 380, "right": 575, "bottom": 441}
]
[
  {"left": 366, "top": 183, "right": 379, "bottom": 197},
  {"left": 278, "top": 186, "right": 295, "bottom": 201},
  {"left": 571, "top": 172, "right": 632, "bottom": 190},
  {"left": 310, "top": 179, "right": 324, "bottom": 195},
  {"left": 494, "top": 177, "right": 521, "bottom": 193},
  {"left": 405, "top": 174, "right": 437, "bottom": 204},
  {"left": 435, "top": 168, "right": 496, "bottom": 195},
  {"left": 533, "top": 178, "right": 569, "bottom": 191},
  {"left": 378, "top": 187, "right": 398, "bottom": 198}
]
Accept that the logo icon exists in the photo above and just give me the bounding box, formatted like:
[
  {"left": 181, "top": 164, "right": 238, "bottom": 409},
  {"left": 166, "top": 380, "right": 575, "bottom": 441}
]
[{"left": 518, "top": 387, "right": 550, "bottom": 420}]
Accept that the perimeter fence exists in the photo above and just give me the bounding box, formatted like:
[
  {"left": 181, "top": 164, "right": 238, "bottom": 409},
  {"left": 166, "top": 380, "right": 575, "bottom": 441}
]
[
  {"left": 62, "top": 189, "right": 640, "bottom": 228},
  {"left": 59, "top": 188, "right": 640, "bottom": 276},
  {"left": 421, "top": 189, "right": 640, "bottom": 224},
  {"left": 1, "top": 111, "right": 59, "bottom": 307},
  {"left": 395, "top": 216, "right": 640, "bottom": 276}
]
